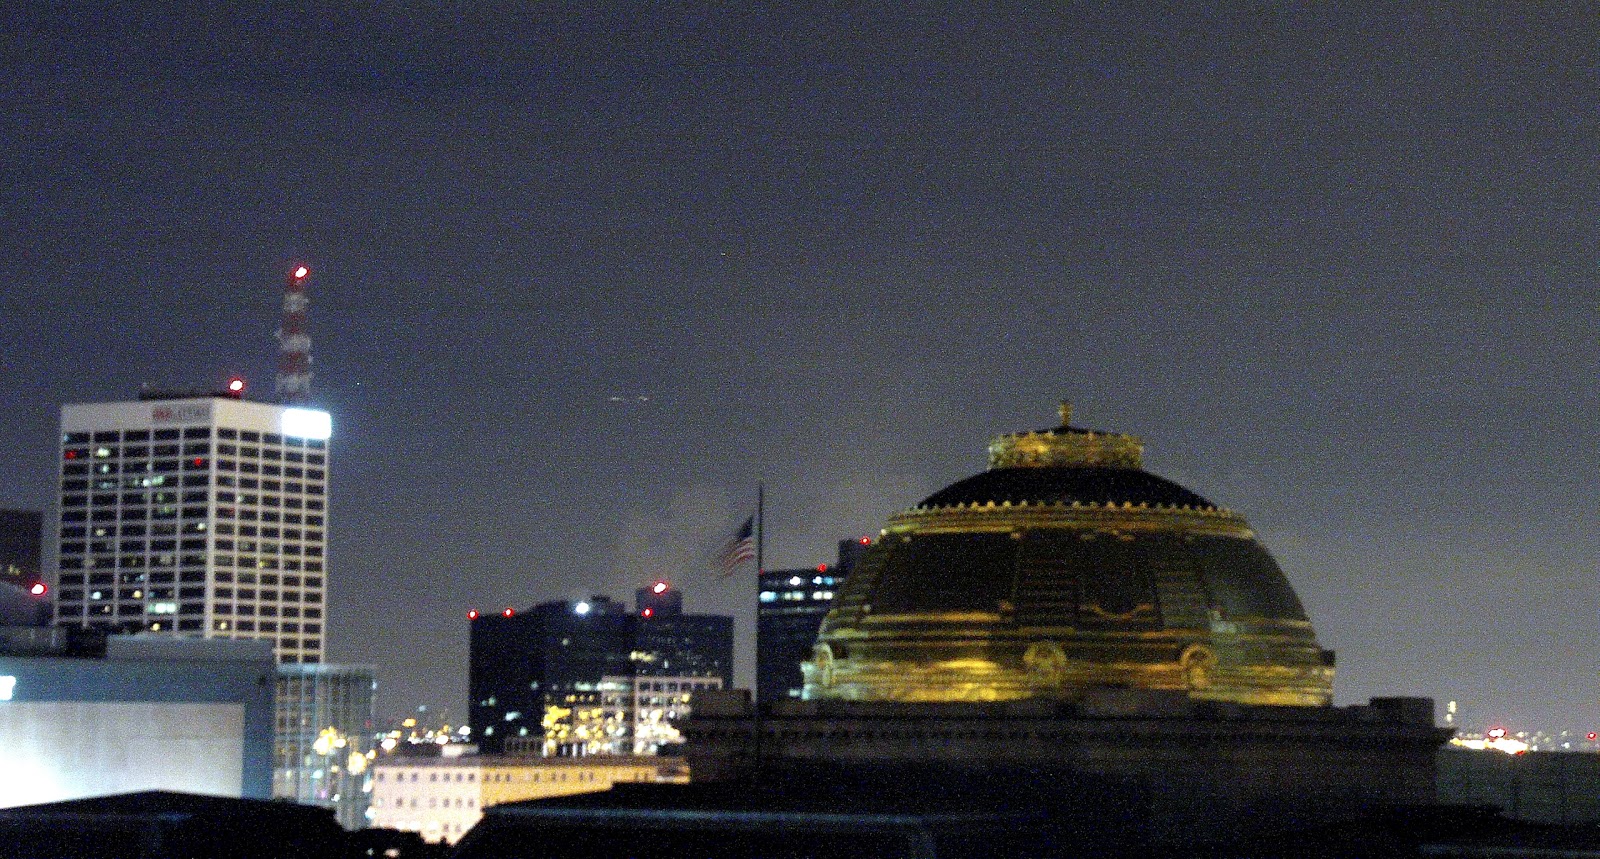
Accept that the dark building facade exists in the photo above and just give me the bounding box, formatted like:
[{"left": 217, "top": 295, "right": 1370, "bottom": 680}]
[
  {"left": 469, "top": 596, "right": 635, "bottom": 754},
  {"left": 755, "top": 538, "right": 866, "bottom": 705},
  {"left": 468, "top": 588, "right": 731, "bottom": 755},
  {"left": 0, "top": 508, "right": 43, "bottom": 589},
  {"left": 633, "top": 584, "right": 732, "bottom": 684}
]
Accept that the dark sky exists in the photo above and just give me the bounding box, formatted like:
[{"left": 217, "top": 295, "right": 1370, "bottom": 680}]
[{"left": 2, "top": 3, "right": 1597, "bottom": 731}]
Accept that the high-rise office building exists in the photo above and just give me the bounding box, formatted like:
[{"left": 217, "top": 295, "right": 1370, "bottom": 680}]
[
  {"left": 755, "top": 538, "right": 866, "bottom": 705},
  {"left": 632, "top": 583, "right": 733, "bottom": 685},
  {"left": 53, "top": 391, "right": 370, "bottom": 823},
  {"left": 469, "top": 586, "right": 733, "bottom": 756},
  {"left": 54, "top": 393, "right": 331, "bottom": 664}
]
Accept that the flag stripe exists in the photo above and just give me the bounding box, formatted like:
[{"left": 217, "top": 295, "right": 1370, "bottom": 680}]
[{"left": 716, "top": 515, "right": 756, "bottom": 577}]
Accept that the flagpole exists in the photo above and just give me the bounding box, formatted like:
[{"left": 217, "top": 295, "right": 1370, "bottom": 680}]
[{"left": 753, "top": 480, "right": 766, "bottom": 781}]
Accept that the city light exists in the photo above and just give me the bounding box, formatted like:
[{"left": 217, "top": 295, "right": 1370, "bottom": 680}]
[
  {"left": 28, "top": 583, "right": 46, "bottom": 596},
  {"left": 280, "top": 408, "right": 332, "bottom": 440},
  {"left": 575, "top": 601, "right": 592, "bottom": 616}
]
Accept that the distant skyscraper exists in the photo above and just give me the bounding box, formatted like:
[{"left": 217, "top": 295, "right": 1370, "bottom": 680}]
[
  {"left": 54, "top": 393, "right": 331, "bottom": 663},
  {"left": 468, "top": 586, "right": 733, "bottom": 756},
  {"left": 755, "top": 538, "right": 866, "bottom": 705},
  {"left": 0, "top": 509, "right": 43, "bottom": 589},
  {"left": 632, "top": 581, "right": 733, "bottom": 684},
  {"left": 469, "top": 596, "right": 636, "bottom": 755}
]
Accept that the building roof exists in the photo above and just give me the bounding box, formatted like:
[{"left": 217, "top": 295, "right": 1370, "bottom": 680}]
[
  {"left": 0, "top": 790, "right": 346, "bottom": 859},
  {"left": 455, "top": 764, "right": 1138, "bottom": 858},
  {"left": 917, "top": 465, "right": 1215, "bottom": 509}
]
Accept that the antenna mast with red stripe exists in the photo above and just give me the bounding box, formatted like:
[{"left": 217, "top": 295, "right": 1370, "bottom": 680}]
[{"left": 276, "top": 265, "right": 313, "bottom": 404}]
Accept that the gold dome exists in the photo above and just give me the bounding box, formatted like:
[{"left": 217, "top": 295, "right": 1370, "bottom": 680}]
[{"left": 802, "top": 404, "right": 1334, "bottom": 707}]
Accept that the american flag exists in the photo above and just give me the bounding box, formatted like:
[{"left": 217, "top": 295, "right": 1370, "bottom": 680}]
[{"left": 716, "top": 515, "right": 756, "bottom": 577}]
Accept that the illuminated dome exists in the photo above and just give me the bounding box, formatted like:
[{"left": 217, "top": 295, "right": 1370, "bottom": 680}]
[{"left": 803, "top": 403, "right": 1334, "bottom": 707}]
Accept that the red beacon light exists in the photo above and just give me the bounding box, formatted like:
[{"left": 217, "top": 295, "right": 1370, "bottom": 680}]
[
  {"left": 651, "top": 581, "right": 669, "bottom": 595},
  {"left": 293, "top": 266, "right": 309, "bottom": 279},
  {"left": 502, "top": 607, "right": 515, "bottom": 618},
  {"left": 227, "top": 377, "right": 245, "bottom": 394},
  {"left": 859, "top": 536, "right": 872, "bottom": 545},
  {"left": 816, "top": 564, "right": 828, "bottom": 573},
  {"left": 467, "top": 610, "right": 479, "bottom": 620},
  {"left": 641, "top": 607, "right": 654, "bottom": 618},
  {"left": 29, "top": 582, "right": 46, "bottom": 596}
]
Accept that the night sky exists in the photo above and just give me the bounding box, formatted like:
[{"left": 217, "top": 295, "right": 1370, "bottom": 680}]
[{"left": 3, "top": 4, "right": 1597, "bottom": 732}]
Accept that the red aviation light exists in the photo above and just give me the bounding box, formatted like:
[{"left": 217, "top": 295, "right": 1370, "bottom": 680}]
[
  {"left": 227, "top": 377, "right": 245, "bottom": 394},
  {"left": 467, "top": 610, "right": 479, "bottom": 620},
  {"left": 29, "top": 582, "right": 46, "bottom": 596},
  {"left": 816, "top": 564, "right": 828, "bottom": 573},
  {"left": 651, "top": 581, "right": 669, "bottom": 595},
  {"left": 859, "top": 536, "right": 871, "bottom": 545},
  {"left": 502, "top": 607, "right": 515, "bottom": 618},
  {"left": 1589, "top": 733, "right": 1597, "bottom": 741},
  {"left": 641, "top": 607, "right": 654, "bottom": 618},
  {"left": 293, "top": 266, "right": 309, "bottom": 279}
]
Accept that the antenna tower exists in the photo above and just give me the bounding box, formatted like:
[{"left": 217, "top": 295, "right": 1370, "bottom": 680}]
[{"left": 275, "top": 265, "right": 313, "bottom": 404}]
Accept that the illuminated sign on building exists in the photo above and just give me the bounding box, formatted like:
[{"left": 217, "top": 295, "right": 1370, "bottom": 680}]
[{"left": 151, "top": 404, "right": 213, "bottom": 423}]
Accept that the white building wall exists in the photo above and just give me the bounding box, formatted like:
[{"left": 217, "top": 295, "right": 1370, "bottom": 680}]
[
  {"left": 371, "top": 760, "right": 485, "bottom": 845},
  {"left": 0, "top": 701, "right": 244, "bottom": 807}
]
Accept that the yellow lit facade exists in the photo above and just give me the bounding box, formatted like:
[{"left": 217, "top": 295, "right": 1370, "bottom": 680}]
[{"left": 370, "top": 754, "right": 688, "bottom": 844}]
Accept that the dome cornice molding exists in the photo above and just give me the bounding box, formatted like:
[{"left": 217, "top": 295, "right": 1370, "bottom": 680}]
[{"left": 884, "top": 501, "right": 1255, "bottom": 541}]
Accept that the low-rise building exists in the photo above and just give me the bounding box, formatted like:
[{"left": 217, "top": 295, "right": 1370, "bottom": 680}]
[
  {"left": 0, "top": 631, "right": 275, "bottom": 806},
  {"left": 371, "top": 753, "right": 687, "bottom": 844}
]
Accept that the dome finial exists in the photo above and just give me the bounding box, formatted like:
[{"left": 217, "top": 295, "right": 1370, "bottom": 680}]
[{"left": 988, "top": 402, "right": 1146, "bottom": 469}]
